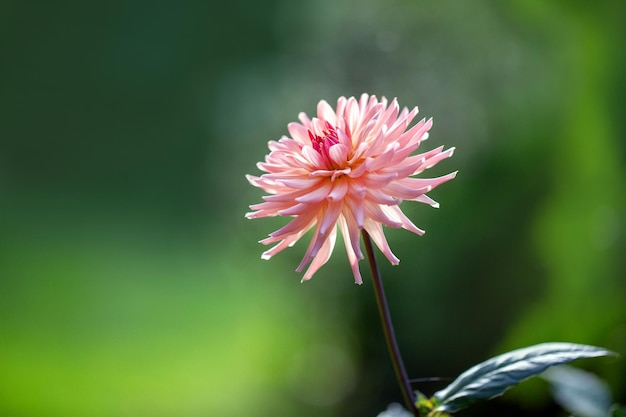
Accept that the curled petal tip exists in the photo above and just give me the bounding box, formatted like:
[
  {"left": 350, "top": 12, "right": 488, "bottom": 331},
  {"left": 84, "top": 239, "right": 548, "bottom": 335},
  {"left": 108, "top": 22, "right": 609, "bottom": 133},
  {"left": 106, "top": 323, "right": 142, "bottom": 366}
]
[{"left": 245, "top": 174, "right": 259, "bottom": 185}]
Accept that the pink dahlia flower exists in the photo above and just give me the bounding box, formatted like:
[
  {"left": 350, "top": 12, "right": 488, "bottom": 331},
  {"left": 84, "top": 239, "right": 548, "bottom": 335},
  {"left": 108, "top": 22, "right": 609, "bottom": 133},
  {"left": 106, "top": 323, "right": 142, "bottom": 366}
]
[{"left": 246, "top": 94, "right": 456, "bottom": 284}]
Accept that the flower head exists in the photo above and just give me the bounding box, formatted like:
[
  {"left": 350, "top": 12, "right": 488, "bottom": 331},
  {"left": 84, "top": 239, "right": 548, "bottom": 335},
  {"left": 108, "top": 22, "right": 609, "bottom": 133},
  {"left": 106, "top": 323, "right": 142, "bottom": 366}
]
[{"left": 246, "top": 94, "right": 456, "bottom": 283}]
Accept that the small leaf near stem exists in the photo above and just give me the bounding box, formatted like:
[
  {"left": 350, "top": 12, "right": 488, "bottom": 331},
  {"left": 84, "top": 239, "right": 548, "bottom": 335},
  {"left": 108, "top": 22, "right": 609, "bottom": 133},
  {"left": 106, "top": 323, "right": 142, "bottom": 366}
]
[{"left": 362, "top": 230, "right": 420, "bottom": 417}]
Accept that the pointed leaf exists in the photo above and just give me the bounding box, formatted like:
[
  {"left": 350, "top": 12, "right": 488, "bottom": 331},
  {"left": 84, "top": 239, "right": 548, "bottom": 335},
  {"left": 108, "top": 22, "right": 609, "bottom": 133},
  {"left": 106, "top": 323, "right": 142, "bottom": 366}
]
[
  {"left": 433, "top": 343, "right": 615, "bottom": 413},
  {"left": 543, "top": 366, "right": 612, "bottom": 417}
]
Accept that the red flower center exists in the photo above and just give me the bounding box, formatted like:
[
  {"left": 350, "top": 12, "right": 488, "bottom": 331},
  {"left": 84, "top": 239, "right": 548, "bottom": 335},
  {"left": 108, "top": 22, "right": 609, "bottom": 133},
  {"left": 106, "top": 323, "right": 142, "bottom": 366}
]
[{"left": 309, "top": 122, "right": 340, "bottom": 167}]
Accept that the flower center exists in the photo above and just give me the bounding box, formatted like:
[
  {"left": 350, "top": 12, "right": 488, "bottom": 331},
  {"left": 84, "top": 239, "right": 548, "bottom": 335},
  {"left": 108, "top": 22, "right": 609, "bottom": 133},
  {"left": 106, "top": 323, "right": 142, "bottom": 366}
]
[{"left": 309, "top": 122, "right": 340, "bottom": 166}]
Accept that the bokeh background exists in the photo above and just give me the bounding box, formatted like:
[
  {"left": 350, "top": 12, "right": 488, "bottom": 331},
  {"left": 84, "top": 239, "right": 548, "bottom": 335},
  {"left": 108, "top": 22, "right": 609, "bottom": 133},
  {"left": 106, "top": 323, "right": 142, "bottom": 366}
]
[{"left": 1, "top": 1, "right": 625, "bottom": 416}]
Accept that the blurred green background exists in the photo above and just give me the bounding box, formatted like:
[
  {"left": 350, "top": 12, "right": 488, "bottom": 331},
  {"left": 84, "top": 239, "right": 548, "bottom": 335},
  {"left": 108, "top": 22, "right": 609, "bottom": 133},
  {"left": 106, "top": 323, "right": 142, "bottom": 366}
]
[{"left": 1, "top": 1, "right": 625, "bottom": 416}]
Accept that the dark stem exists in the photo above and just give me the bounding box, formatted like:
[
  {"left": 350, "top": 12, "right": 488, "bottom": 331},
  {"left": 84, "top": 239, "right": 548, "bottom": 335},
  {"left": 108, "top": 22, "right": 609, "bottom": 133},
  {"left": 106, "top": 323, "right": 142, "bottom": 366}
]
[{"left": 362, "top": 230, "right": 420, "bottom": 417}]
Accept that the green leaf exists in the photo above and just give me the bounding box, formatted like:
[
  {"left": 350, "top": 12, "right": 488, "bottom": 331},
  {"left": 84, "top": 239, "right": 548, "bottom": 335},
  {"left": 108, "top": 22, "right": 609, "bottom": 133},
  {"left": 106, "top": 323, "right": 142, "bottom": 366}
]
[
  {"left": 611, "top": 404, "right": 626, "bottom": 417},
  {"left": 433, "top": 343, "right": 615, "bottom": 413},
  {"left": 542, "top": 365, "right": 612, "bottom": 417}
]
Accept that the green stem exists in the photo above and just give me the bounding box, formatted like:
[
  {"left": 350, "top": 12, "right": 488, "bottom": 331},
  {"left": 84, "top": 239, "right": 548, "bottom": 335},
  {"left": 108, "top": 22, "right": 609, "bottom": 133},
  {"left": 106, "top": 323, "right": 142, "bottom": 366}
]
[{"left": 362, "top": 230, "right": 420, "bottom": 417}]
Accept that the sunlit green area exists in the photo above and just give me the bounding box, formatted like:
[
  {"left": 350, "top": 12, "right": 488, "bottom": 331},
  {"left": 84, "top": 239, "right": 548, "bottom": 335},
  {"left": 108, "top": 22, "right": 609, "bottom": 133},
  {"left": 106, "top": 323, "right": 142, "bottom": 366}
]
[{"left": 1, "top": 1, "right": 625, "bottom": 416}]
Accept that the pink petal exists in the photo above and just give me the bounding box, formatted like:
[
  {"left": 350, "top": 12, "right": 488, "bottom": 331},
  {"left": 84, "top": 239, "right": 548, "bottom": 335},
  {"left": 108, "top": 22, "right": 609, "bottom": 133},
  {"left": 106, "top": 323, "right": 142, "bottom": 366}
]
[
  {"left": 413, "top": 194, "right": 439, "bottom": 208},
  {"left": 288, "top": 122, "right": 311, "bottom": 145},
  {"left": 363, "top": 219, "right": 400, "bottom": 265},
  {"left": 327, "top": 179, "right": 349, "bottom": 201},
  {"left": 340, "top": 208, "right": 364, "bottom": 259},
  {"left": 338, "top": 216, "right": 363, "bottom": 284},
  {"left": 345, "top": 196, "right": 365, "bottom": 228},
  {"left": 319, "top": 200, "right": 343, "bottom": 236},
  {"left": 365, "top": 188, "right": 401, "bottom": 206},
  {"left": 301, "top": 145, "right": 325, "bottom": 167},
  {"left": 279, "top": 177, "right": 324, "bottom": 189},
  {"left": 413, "top": 147, "right": 455, "bottom": 174},
  {"left": 381, "top": 205, "right": 425, "bottom": 236},
  {"left": 295, "top": 181, "right": 333, "bottom": 203},
  {"left": 382, "top": 181, "right": 431, "bottom": 200},
  {"left": 365, "top": 203, "right": 403, "bottom": 228},
  {"left": 362, "top": 172, "right": 397, "bottom": 188},
  {"left": 301, "top": 227, "right": 337, "bottom": 282},
  {"left": 317, "top": 100, "right": 337, "bottom": 125},
  {"left": 266, "top": 209, "right": 319, "bottom": 242},
  {"left": 279, "top": 202, "right": 315, "bottom": 216},
  {"left": 261, "top": 222, "right": 313, "bottom": 260},
  {"left": 328, "top": 143, "right": 349, "bottom": 167},
  {"left": 297, "top": 112, "right": 311, "bottom": 126}
]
